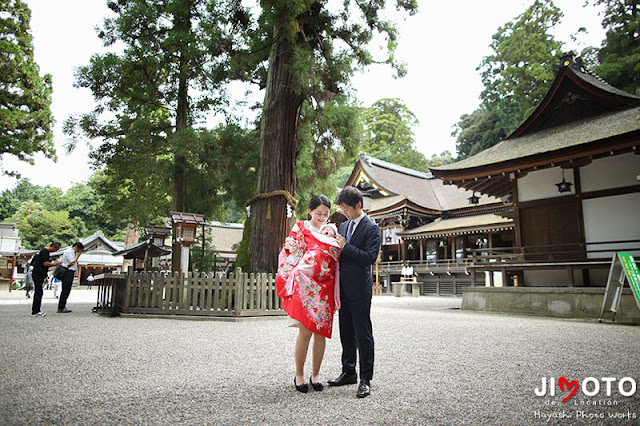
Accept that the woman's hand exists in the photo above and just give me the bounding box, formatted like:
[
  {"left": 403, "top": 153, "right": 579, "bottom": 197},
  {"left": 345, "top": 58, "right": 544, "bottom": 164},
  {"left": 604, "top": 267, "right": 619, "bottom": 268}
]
[{"left": 336, "top": 234, "right": 347, "bottom": 248}]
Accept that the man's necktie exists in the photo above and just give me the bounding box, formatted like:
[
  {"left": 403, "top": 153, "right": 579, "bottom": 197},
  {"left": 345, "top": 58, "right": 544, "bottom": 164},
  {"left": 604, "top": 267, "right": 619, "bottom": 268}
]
[{"left": 346, "top": 221, "right": 355, "bottom": 243}]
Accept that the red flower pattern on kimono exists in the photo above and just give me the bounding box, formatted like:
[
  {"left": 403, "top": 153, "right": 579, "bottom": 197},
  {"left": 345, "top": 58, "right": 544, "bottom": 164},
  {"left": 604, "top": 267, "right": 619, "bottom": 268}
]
[{"left": 276, "top": 221, "right": 341, "bottom": 338}]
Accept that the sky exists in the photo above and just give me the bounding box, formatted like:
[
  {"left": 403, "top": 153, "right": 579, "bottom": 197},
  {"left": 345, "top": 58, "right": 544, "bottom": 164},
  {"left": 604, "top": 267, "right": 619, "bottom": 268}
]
[{"left": 0, "top": 0, "right": 607, "bottom": 192}]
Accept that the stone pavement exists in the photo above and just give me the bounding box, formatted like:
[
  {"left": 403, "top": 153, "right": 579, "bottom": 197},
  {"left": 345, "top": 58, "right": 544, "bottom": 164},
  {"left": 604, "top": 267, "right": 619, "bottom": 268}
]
[{"left": 1, "top": 292, "right": 639, "bottom": 425}]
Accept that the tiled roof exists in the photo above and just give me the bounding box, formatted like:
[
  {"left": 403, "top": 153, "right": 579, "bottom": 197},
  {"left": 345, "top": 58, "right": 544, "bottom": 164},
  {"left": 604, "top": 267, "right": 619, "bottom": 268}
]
[
  {"left": 432, "top": 57, "right": 640, "bottom": 176},
  {"left": 357, "top": 155, "right": 500, "bottom": 212},
  {"left": 112, "top": 240, "right": 172, "bottom": 259},
  {"left": 431, "top": 106, "right": 640, "bottom": 171},
  {"left": 170, "top": 212, "right": 206, "bottom": 224}
]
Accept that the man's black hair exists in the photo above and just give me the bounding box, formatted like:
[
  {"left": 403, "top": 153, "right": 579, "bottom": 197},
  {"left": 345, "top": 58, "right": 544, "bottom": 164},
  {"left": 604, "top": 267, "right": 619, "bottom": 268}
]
[
  {"left": 72, "top": 242, "right": 85, "bottom": 250},
  {"left": 335, "top": 186, "right": 363, "bottom": 208}
]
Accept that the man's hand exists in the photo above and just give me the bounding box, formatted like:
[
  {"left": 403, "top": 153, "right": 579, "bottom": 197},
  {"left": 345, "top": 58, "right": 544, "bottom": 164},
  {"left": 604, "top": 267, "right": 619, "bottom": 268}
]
[{"left": 336, "top": 234, "right": 347, "bottom": 248}]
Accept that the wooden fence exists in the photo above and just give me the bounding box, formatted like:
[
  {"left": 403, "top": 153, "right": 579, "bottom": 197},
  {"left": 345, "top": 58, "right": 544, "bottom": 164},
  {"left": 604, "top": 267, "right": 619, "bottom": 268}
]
[{"left": 95, "top": 268, "right": 284, "bottom": 317}]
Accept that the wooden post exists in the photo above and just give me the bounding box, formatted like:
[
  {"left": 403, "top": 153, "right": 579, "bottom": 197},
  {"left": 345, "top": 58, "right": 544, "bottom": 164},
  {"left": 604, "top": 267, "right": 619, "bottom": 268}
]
[{"left": 9, "top": 254, "right": 16, "bottom": 292}]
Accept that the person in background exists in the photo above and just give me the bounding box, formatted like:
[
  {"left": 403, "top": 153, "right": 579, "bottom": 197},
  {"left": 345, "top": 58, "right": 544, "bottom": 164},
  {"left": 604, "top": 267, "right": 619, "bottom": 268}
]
[
  {"left": 86, "top": 273, "right": 94, "bottom": 289},
  {"left": 52, "top": 275, "right": 61, "bottom": 299},
  {"left": 57, "top": 242, "right": 84, "bottom": 313},
  {"left": 30, "top": 242, "right": 63, "bottom": 317},
  {"left": 25, "top": 267, "right": 34, "bottom": 298}
]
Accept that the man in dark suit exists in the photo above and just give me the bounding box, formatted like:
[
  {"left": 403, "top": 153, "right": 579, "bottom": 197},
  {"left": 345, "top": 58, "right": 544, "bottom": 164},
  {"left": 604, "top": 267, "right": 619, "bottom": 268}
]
[{"left": 329, "top": 186, "right": 381, "bottom": 398}]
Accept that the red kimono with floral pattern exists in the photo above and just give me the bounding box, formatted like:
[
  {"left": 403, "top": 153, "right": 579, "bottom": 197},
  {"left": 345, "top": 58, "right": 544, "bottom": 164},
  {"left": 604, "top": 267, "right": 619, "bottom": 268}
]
[{"left": 276, "top": 221, "right": 341, "bottom": 338}]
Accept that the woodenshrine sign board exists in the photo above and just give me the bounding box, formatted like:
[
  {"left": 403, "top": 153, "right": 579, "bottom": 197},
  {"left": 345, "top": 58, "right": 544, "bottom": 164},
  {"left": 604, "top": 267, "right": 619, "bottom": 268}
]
[{"left": 599, "top": 252, "right": 640, "bottom": 323}]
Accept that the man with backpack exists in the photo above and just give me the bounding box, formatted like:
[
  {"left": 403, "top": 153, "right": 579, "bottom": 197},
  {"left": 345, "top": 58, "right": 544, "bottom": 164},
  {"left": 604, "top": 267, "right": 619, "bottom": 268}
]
[{"left": 30, "top": 242, "right": 62, "bottom": 317}]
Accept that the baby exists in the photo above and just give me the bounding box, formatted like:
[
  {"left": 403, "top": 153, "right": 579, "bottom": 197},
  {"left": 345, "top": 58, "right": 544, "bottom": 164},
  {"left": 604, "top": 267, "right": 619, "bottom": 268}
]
[{"left": 320, "top": 223, "right": 338, "bottom": 239}]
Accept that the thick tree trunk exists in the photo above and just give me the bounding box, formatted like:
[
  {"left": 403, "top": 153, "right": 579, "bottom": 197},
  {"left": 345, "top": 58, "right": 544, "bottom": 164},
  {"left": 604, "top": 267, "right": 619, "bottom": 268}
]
[
  {"left": 124, "top": 222, "right": 140, "bottom": 272},
  {"left": 249, "top": 29, "right": 303, "bottom": 273},
  {"left": 172, "top": 3, "right": 191, "bottom": 273}
]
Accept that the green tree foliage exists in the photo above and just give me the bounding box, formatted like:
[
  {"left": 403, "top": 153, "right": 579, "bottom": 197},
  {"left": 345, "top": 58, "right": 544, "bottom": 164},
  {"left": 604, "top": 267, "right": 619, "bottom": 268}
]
[
  {"left": 1, "top": 175, "right": 126, "bottom": 245},
  {"left": 0, "top": 0, "right": 54, "bottom": 177},
  {"left": 7, "top": 201, "right": 84, "bottom": 249},
  {"left": 190, "top": 232, "right": 217, "bottom": 274},
  {"left": 0, "top": 178, "right": 62, "bottom": 220},
  {"left": 295, "top": 99, "right": 363, "bottom": 216},
  {"left": 361, "top": 98, "right": 429, "bottom": 171},
  {"left": 248, "top": 0, "right": 418, "bottom": 272},
  {"left": 65, "top": 0, "right": 253, "bottom": 223},
  {"left": 453, "top": 0, "right": 564, "bottom": 159},
  {"left": 427, "top": 150, "right": 456, "bottom": 168},
  {"left": 59, "top": 177, "right": 122, "bottom": 237},
  {"left": 591, "top": 0, "right": 640, "bottom": 95}
]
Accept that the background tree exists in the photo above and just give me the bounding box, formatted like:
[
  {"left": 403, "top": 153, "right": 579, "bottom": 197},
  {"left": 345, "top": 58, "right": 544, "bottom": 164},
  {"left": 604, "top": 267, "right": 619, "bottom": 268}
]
[
  {"left": 1, "top": 175, "right": 127, "bottom": 243},
  {"left": 0, "top": 0, "right": 54, "bottom": 177},
  {"left": 64, "top": 2, "right": 249, "bottom": 210},
  {"left": 0, "top": 178, "right": 61, "bottom": 219},
  {"left": 427, "top": 150, "right": 455, "bottom": 168},
  {"left": 6, "top": 201, "right": 84, "bottom": 249},
  {"left": 65, "top": 0, "right": 256, "bottom": 269},
  {"left": 591, "top": 0, "right": 640, "bottom": 95},
  {"left": 361, "top": 98, "right": 429, "bottom": 171},
  {"left": 248, "top": 0, "right": 418, "bottom": 273},
  {"left": 452, "top": 0, "right": 564, "bottom": 159}
]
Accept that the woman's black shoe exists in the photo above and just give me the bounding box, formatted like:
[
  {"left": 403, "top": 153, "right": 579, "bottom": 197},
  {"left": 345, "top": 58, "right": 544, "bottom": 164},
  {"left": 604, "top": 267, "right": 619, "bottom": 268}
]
[
  {"left": 310, "top": 376, "right": 324, "bottom": 391},
  {"left": 294, "top": 377, "right": 308, "bottom": 393}
]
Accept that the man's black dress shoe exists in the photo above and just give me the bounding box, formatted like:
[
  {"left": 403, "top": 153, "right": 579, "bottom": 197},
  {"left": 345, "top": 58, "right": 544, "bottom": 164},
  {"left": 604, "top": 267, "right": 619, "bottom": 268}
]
[
  {"left": 357, "top": 379, "right": 371, "bottom": 398},
  {"left": 327, "top": 372, "right": 358, "bottom": 386},
  {"left": 57, "top": 308, "right": 72, "bottom": 313},
  {"left": 310, "top": 376, "right": 324, "bottom": 391},
  {"left": 294, "top": 377, "right": 308, "bottom": 393}
]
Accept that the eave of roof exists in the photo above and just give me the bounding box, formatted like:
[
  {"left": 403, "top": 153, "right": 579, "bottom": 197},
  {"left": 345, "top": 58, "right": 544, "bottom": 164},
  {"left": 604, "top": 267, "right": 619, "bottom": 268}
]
[
  {"left": 430, "top": 57, "right": 640, "bottom": 195},
  {"left": 432, "top": 107, "right": 640, "bottom": 176},
  {"left": 171, "top": 211, "right": 206, "bottom": 225},
  {"left": 397, "top": 213, "right": 514, "bottom": 239},
  {"left": 111, "top": 240, "right": 172, "bottom": 259},
  {"left": 348, "top": 154, "right": 502, "bottom": 212}
]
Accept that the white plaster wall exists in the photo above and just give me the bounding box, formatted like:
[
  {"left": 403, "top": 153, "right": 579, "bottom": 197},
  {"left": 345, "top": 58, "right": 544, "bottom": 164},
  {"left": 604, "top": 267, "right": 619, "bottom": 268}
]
[
  {"left": 582, "top": 192, "right": 640, "bottom": 258},
  {"left": 517, "top": 167, "right": 574, "bottom": 202},
  {"left": 580, "top": 152, "right": 640, "bottom": 192}
]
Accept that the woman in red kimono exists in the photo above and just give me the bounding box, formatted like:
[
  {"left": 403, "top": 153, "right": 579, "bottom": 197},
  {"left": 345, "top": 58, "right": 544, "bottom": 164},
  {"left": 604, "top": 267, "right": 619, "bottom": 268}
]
[{"left": 276, "top": 194, "right": 341, "bottom": 393}]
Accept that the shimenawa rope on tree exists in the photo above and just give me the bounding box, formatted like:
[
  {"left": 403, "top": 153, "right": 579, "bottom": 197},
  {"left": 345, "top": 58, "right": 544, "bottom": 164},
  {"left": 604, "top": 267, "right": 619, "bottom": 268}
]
[{"left": 246, "top": 190, "right": 298, "bottom": 219}]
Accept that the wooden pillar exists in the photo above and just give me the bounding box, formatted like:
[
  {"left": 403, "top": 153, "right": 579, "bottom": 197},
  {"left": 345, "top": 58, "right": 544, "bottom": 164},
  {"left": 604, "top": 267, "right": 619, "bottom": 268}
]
[
  {"left": 374, "top": 255, "right": 380, "bottom": 295},
  {"left": 419, "top": 239, "right": 424, "bottom": 261},
  {"left": 9, "top": 254, "right": 16, "bottom": 292},
  {"left": 567, "top": 266, "right": 575, "bottom": 287},
  {"left": 143, "top": 247, "right": 150, "bottom": 272},
  {"left": 77, "top": 265, "right": 83, "bottom": 287},
  {"left": 450, "top": 237, "right": 455, "bottom": 260}
]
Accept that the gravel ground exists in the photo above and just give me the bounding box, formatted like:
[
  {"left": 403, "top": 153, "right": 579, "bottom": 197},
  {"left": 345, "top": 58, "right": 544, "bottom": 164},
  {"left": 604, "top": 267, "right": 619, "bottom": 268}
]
[{"left": 1, "top": 292, "right": 639, "bottom": 425}]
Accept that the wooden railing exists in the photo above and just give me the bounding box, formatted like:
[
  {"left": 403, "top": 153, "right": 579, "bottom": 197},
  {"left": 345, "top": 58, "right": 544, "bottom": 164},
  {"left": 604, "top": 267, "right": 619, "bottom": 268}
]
[
  {"left": 467, "top": 239, "right": 640, "bottom": 263},
  {"left": 378, "top": 240, "right": 640, "bottom": 289},
  {"left": 94, "top": 268, "right": 284, "bottom": 317}
]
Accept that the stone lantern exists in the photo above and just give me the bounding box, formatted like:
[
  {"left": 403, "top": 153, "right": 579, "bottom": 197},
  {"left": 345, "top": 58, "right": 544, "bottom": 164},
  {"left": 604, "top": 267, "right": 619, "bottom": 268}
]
[{"left": 170, "top": 212, "right": 205, "bottom": 274}]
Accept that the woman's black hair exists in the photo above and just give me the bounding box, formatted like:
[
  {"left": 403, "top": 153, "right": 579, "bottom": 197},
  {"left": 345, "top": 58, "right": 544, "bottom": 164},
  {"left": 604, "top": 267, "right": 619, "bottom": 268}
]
[{"left": 309, "top": 194, "right": 331, "bottom": 211}]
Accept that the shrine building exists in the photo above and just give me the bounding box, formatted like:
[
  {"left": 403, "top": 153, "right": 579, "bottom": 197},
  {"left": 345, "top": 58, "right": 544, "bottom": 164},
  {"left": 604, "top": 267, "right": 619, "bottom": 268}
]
[
  {"left": 430, "top": 54, "right": 640, "bottom": 290},
  {"left": 344, "top": 154, "right": 514, "bottom": 295}
]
